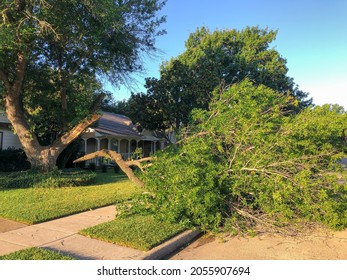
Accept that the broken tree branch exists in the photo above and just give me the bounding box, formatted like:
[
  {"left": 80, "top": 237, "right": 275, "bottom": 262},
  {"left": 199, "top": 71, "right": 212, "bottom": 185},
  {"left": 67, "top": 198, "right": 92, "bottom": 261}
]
[{"left": 73, "top": 149, "right": 155, "bottom": 187}]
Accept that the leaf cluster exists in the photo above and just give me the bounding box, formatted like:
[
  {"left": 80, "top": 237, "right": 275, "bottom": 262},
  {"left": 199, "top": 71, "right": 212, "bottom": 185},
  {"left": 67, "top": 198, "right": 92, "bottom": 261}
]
[
  {"left": 119, "top": 26, "right": 312, "bottom": 134},
  {"left": 0, "top": 169, "right": 96, "bottom": 189},
  {"left": 137, "top": 80, "right": 347, "bottom": 233},
  {"left": 0, "top": 0, "right": 166, "bottom": 144}
]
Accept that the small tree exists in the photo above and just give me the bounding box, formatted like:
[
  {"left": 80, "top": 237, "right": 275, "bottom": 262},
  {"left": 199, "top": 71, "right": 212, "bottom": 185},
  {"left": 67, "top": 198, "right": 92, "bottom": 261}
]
[{"left": 139, "top": 80, "right": 347, "bottom": 232}]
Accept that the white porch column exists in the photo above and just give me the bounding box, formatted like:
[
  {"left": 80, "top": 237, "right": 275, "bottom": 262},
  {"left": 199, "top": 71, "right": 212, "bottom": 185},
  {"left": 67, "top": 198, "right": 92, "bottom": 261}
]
[
  {"left": 128, "top": 140, "right": 131, "bottom": 159},
  {"left": 96, "top": 138, "right": 101, "bottom": 151},
  {"left": 84, "top": 139, "right": 87, "bottom": 153},
  {"left": 153, "top": 141, "right": 157, "bottom": 153},
  {"left": 119, "top": 139, "right": 123, "bottom": 156}
]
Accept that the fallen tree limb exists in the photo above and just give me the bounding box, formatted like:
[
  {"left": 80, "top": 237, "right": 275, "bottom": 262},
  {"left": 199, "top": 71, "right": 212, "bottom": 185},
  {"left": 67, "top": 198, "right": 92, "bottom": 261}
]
[{"left": 73, "top": 149, "right": 154, "bottom": 187}]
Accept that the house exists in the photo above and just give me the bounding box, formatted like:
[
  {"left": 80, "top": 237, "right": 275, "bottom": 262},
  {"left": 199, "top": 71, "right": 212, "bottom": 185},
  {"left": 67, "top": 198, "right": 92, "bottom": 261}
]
[
  {"left": 0, "top": 110, "right": 22, "bottom": 150},
  {"left": 80, "top": 112, "right": 165, "bottom": 162},
  {"left": 0, "top": 110, "right": 165, "bottom": 160}
]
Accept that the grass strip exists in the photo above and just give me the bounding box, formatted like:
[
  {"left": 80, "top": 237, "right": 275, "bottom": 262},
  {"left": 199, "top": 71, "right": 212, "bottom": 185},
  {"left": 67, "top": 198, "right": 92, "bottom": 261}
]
[
  {"left": 0, "top": 172, "right": 141, "bottom": 224},
  {"left": 0, "top": 247, "right": 75, "bottom": 260},
  {"left": 80, "top": 214, "right": 187, "bottom": 251}
]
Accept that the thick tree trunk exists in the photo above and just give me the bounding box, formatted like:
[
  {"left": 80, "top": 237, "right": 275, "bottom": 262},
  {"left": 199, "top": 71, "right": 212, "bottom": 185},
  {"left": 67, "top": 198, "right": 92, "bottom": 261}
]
[
  {"left": 1, "top": 51, "right": 103, "bottom": 171},
  {"left": 26, "top": 148, "right": 60, "bottom": 172},
  {"left": 4, "top": 84, "right": 100, "bottom": 171},
  {"left": 11, "top": 113, "right": 101, "bottom": 171}
]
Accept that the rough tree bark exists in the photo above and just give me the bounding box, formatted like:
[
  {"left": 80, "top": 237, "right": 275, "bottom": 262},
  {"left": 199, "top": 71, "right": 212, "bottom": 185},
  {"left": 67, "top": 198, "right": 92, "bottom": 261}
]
[
  {"left": 0, "top": 53, "right": 102, "bottom": 171},
  {"left": 0, "top": 48, "right": 106, "bottom": 171},
  {"left": 73, "top": 149, "right": 154, "bottom": 187}
]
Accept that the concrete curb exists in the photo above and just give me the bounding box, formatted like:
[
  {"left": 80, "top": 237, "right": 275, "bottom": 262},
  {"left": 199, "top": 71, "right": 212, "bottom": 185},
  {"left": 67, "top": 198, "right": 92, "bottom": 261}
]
[{"left": 141, "top": 228, "right": 201, "bottom": 260}]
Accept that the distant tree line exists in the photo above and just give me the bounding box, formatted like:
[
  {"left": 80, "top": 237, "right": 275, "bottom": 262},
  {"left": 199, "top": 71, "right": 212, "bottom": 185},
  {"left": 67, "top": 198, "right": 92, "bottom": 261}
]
[{"left": 104, "top": 27, "right": 312, "bottom": 137}]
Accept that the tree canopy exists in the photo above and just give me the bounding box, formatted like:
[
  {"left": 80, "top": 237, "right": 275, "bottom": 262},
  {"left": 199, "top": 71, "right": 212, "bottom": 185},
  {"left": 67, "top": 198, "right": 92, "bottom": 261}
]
[
  {"left": 135, "top": 80, "right": 347, "bottom": 232},
  {"left": 0, "top": 0, "right": 166, "bottom": 170},
  {"left": 121, "top": 26, "right": 312, "bottom": 133}
]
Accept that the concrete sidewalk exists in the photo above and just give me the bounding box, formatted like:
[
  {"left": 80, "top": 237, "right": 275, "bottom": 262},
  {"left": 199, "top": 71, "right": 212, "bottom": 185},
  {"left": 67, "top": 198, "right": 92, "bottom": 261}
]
[{"left": 0, "top": 206, "right": 200, "bottom": 260}]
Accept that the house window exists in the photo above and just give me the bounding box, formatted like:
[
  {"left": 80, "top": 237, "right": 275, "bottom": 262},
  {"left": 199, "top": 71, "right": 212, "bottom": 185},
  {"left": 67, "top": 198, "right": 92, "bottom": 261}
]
[{"left": 0, "top": 131, "right": 3, "bottom": 150}]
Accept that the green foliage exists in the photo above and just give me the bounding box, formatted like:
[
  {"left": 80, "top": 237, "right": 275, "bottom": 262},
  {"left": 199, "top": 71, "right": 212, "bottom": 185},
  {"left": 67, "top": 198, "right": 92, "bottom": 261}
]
[
  {"left": 88, "top": 162, "right": 96, "bottom": 172},
  {"left": 0, "top": 0, "right": 166, "bottom": 168},
  {"left": 131, "top": 147, "right": 143, "bottom": 160},
  {"left": 139, "top": 144, "right": 227, "bottom": 231},
  {"left": 114, "top": 164, "right": 121, "bottom": 173},
  {"left": 0, "top": 0, "right": 166, "bottom": 85},
  {"left": 138, "top": 80, "right": 347, "bottom": 232},
  {"left": 101, "top": 164, "right": 107, "bottom": 173},
  {"left": 122, "top": 26, "right": 311, "bottom": 133},
  {"left": 284, "top": 104, "right": 347, "bottom": 154},
  {"left": 0, "top": 148, "right": 30, "bottom": 171},
  {"left": 56, "top": 140, "right": 85, "bottom": 169},
  {"left": 0, "top": 169, "right": 96, "bottom": 189}
]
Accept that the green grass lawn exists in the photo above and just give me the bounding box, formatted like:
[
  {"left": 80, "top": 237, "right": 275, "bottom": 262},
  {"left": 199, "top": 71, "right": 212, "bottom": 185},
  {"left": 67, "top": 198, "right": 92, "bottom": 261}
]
[
  {"left": 0, "top": 247, "right": 75, "bottom": 260},
  {"left": 0, "top": 172, "right": 141, "bottom": 224},
  {"left": 0, "top": 170, "right": 187, "bottom": 254},
  {"left": 80, "top": 214, "right": 187, "bottom": 251}
]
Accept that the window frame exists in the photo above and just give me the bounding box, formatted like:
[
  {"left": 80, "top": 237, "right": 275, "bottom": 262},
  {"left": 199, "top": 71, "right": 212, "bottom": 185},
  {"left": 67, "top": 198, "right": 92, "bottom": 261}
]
[{"left": 0, "top": 131, "right": 3, "bottom": 150}]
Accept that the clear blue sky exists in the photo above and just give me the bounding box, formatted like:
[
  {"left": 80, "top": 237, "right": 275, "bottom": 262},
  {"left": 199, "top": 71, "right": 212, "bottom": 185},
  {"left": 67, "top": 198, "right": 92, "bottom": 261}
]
[{"left": 110, "top": 0, "right": 347, "bottom": 109}]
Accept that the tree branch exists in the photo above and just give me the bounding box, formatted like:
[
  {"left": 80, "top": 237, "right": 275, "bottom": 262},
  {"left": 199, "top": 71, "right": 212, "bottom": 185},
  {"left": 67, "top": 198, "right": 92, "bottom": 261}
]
[
  {"left": 52, "top": 92, "right": 105, "bottom": 147},
  {"left": 73, "top": 149, "right": 146, "bottom": 187},
  {"left": 240, "top": 167, "right": 293, "bottom": 180},
  {"left": 127, "top": 157, "right": 154, "bottom": 171},
  {"left": 91, "top": 93, "right": 105, "bottom": 113},
  {"left": 12, "top": 52, "right": 26, "bottom": 96},
  {"left": 54, "top": 113, "right": 101, "bottom": 146}
]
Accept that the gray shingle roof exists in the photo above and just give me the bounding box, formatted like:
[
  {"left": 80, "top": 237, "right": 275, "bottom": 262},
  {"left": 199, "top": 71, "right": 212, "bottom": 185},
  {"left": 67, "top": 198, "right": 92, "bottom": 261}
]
[{"left": 94, "top": 112, "right": 141, "bottom": 138}]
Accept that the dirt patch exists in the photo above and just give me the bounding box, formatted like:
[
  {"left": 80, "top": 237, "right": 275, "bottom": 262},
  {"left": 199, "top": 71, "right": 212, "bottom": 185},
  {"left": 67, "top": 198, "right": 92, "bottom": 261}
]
[
  {"left": 192, "top": 234, "right": 216, "bottom": 248},
  {"left": 170, "top": 228, "right": 347, "bottom": 260},
  {"left": 0, "top": 218, "right": 28, "bottom": 233}
]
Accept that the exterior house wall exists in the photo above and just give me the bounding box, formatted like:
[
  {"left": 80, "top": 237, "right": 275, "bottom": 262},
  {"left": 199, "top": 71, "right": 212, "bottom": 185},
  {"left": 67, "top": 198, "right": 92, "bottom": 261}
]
[
  {"left": 0, "top": 111, "right": 22, "bottom": 150},
  {"left": 86, "top": 138, "right": 97, "bottom": 154},
  {"left": 79, "top": 112, "right": 166, "bottom": 166},
  {"left": 100, "top": 138, "right": 108, "bottom": 149},
  {"left": 1, "top": 110, "right": 165, "bottom": 166},
  {"left": 0, "top": 128, "right": 22, "bottom": 150},
  {"left": 119, "top": 139, "right": 129, "bottom": 155}
]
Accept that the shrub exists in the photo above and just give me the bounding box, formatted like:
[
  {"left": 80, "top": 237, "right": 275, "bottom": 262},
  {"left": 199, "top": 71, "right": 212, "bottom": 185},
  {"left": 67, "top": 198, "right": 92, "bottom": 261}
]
[
  {"left": 0, "top": 169, "right": 96, "bottom": 189},
  {"left": 88, "top": 162, "right": 96, "bottom": 171},
  {"left": 101, "top": 164, "right": 107, "bottom": 173},
  {"left": 56, "top": 140, "right": 84, "bottom": 169},
  {"left": 0, "top": 148, "right": 30, "bottom": 172},
  {"left": 114, "top": 165, "right": 120, "bottom": 173}
]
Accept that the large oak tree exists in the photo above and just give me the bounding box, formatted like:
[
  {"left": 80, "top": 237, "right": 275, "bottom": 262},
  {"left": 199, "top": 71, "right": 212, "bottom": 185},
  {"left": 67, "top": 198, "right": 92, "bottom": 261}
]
[
  {"left": 0, "top": 0, "right": 166, "bottom": 171},
  {"left": 127, "top": 27, "right": 312, "bottom": 133}
]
